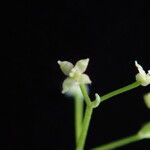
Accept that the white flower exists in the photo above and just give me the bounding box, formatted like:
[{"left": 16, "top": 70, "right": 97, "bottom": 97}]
[
  {"left": 135, "top": 61, "right": 150, "bottom": 86},
  {"left": 144, "top": 93, "right": 150, "bottom": 109},
  {"left": 58, "top": 58, "right": 91, "bottom": 95}
]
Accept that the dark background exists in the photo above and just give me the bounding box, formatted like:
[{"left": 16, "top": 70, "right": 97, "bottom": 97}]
[{"left": 7, "top": 0, "right": 150, "bottom": 150}]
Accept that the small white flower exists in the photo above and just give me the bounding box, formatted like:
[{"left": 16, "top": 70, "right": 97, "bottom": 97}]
[
  {"left": 58, "top": 58, "right": 91, "bottom": 95},
  {"left": 135, "top": 61, "right": 150, "bottom": 86},
  {"left": 144, "top": 93, "right": 150, "bottom": 109}
]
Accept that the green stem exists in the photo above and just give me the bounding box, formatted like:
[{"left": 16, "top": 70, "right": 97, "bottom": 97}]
[
  {"left": 74, "top": 95, "right": 84, "bottom": 145},
  {"left": 76, "top": 106, "right": 93, "bottom": 150},
  {"left": 91, "top": 134, "right": 141, "bottom": 150},
  {"left": 80, "top": 84, "right": 91, "bottom": 106},
  {"left": 101, "top": 81, "right": 140, "bottom": 102},
  {"left": 75, "top": 84, "right": 94, "bottom": 150}
]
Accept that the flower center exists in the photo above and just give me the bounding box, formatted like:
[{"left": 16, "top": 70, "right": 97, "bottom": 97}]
[{"left": 71, "top": 72, "right": 81, "bottom": 81}]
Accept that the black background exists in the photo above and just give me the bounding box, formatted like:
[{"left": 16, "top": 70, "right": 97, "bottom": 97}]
[{"left": 7, "top": 0, "right": 150, "bottom": 150}]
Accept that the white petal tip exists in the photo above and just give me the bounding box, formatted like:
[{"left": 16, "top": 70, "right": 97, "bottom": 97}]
[
  {"left": 57, "top": 60, "right": 61, "bottom": 65},
  {"left": 135, "top": 60, "right": 139, "bottom": 67},
  {"left": 85, "top": 58, "right": 90, "bottom": 63},
  {"left": 61, "top": 90, "right": 66, "bottom": 94}
]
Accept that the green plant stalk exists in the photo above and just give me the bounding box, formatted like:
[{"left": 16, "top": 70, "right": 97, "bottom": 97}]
[
  {"left": 101, "top": 81, "right": 140, "bottom": 102},
  {"left": 75, "top": 84, "right": 93, "bottom": 150},
  {"left": 75, "top": 81, "right": 141, "bottom": 150},
  {"left": 91, "top": 134, "right": 141, "bottom": 150},
  {"left": 80, "top": 84, "right": 91, "bottom": 106},
  {"left": 76, "top": 106, "right": 93, "bottom": 150},
  {"left": 74, "top": 95, "right": 84, "bottom": 145}
]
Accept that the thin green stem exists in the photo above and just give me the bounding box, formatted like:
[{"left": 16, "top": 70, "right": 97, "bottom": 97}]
[
  {"left": 76, "top": 106, "right": 93, "bottom": 150},
  {"left": 80, "top": 84, "right": 91, "bottom": 106},
  {"left": 75, "top": 84, "right": 94, "bottom": 150},
  {"left": 101, "top": 81, "right": 140, "bottom": 102},
  {"left": 91, "top": 134, "right": 141, "bottom": 150},
  {"left": 74, "top": 95, "right": 84, "bottom": 145}
]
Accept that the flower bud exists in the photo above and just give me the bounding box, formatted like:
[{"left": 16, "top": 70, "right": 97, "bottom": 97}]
[
  {"left": 138, "top": 122, "right": 150, "bottom": 139},
  {"left": 144, "top": 93, "right": 150, "bottom": 109}
]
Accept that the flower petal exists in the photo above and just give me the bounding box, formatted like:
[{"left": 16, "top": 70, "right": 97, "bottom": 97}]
[
  {"left": 146, "top": 75, "right": 150, "bottom": 85},
  {"left": 58, "top": 60, "right": 74, "bottom": 76},
  {"left": 77, "top": 74, "right": 92, "bottom": 84},
  {"left": 136, "top": 73, "right": 147, "bottom": 86},
  {"left": 62, "top": 77, "right": 78, "bottom": 94},
  {"left": 71, "top": 58, "right": 90, "bottom": 74},
  {"left": 135, "top": 61, "right": 150, "bottom": 86},
  {"left": 66, "top": 85, "right": 84, "bottom": 98},
  {"left": 135, "top": 61, "right": 146, "bottom": 76}
]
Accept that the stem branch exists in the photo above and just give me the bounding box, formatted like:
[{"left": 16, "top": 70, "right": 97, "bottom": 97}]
[
  {"left": 101, "top": 81, "right": 140, "bottom": 102},
  {"left": 91, "top": 134, "right": 140, "bottom": 150}
]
